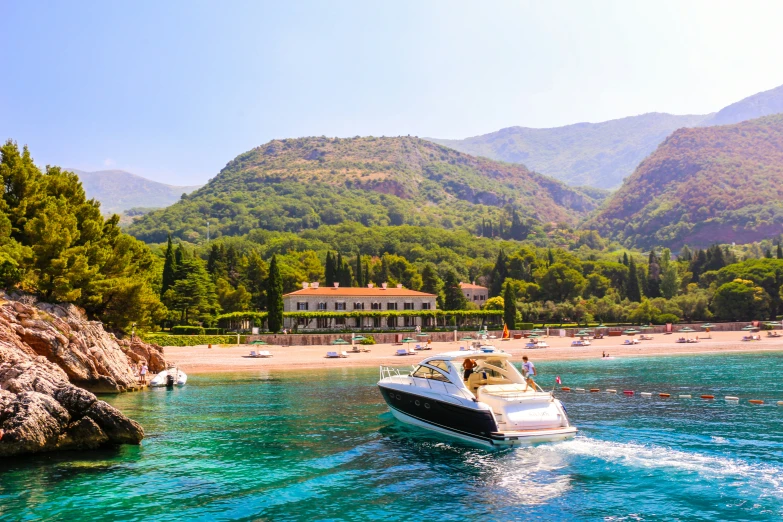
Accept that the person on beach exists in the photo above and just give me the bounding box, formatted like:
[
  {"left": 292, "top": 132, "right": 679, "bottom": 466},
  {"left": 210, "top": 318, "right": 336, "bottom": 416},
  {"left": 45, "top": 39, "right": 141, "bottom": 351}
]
[
  {"left": 462, "top": 358, "right": 477, "bottom": 380},
  {"left": 139, "top": 362, "right": 148, "bottom": 385},
  {"left": 522, "top": 356, "right": 536, "bottom": 389}
]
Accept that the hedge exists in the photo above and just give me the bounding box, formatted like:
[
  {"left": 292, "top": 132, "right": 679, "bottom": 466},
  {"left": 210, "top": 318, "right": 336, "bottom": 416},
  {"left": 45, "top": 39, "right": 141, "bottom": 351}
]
[
  {"left": 171, "top": 326, "right": 205, "bottom": 335},
  {"left": 217, "top": 310, "right": 503, "bottom": 321},
  {"left": 517, "top": 322, "right": 534, "bottom": 330},
  {"left": 141, "top": 334, "right": 247, "bottom": 347}
]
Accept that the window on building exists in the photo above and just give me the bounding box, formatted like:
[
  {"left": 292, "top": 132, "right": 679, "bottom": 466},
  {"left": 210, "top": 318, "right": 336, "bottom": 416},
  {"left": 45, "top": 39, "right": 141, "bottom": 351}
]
[
  {"left": 335, "top": 302, "right": 346, "bottom": 311},
  {"left": 403, "top": 302, "right": 414, "bottom": 310},
  {"left": 480, "top": 295, "right": 485, "bottom": 301},
  {"left": 403, "top": 316, "right": 414, "bottom": 327},
  {"left": 297, "top": 302, "right": 309, "bottom": 311},
  {"left": 421, "top": 302, "right": 431, "bottom": 310},
  {"left": 297, "top": 317, "right": 308, "bottom": 326},
  {"left": 353, "top": 302, "right": 364, "bottom": 310},
  {"left": 371, "top": 302, "right": 382, "bottom": 310},
  {"left": 387, "top": 316, "right": 397, "bottom": 328},
  {"left": 473, "top": 295, "right": 479, "bottom": 301},
  {"left": 317, "top": 302, "right": 327, "bottom": 311},
  {"left": 373, "top": 317, "right": 382, "bottom": 328},
  {"left": 335, "top": 317, "right": 345, "bottom": 325},
  {"left": 316, "top": 317, "right": 329, "bottom": 328},
  {"left": 387, "top": 303, "right": 398, "bottom": 311}
]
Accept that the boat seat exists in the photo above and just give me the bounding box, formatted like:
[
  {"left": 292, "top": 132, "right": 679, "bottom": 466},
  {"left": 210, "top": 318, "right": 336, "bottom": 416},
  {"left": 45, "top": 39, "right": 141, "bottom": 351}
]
[{"left": 466, "top": 372, "right": 487, "bottom": 393}]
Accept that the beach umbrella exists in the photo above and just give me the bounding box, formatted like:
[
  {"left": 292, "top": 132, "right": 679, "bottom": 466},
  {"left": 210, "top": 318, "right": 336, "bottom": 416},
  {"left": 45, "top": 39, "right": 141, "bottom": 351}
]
[
  {"left": 415, "top": 333, "right": 430, "bottom": 337},
  {"left": 639, "top": 326, "right": 653, "bottom": 330},
  {"left": 576, "top": 330, "right": 590, "bottom": 337},
  {"left": 741, "top": 325, "right": 759, "bottom": 331},
  {"left": 331, "top": 338, "right": 350, "bottom": 345},
  {"left": 623, "top": 329, "right": 639, "bottom": 335},
  {"left": 679, "top": 327, "right": 695, "bottom": 332},
  {"left": 250, "top": 340, "right": 268, "bottom": 345},
  {"left": 528, "top": 333, "right": 539, "bottom": 338},
  {"left": 460, "top": 336, "right": 474, "bottom": 341},
  {"left": 352, "top": 335, "right": 366, "bottom": 341},
  {"left": 401, "top": 337, "right": 415, "bottom": 343}
]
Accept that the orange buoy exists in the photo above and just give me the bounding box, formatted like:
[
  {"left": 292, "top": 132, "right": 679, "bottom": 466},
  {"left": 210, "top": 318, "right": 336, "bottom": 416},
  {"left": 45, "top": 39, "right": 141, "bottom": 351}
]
[
  {"left": 590, "top": 388, "right": 600, "bottom": 392},
  {"left": 623, "top": 390, "right": 634, "bottom": 395},
  {"left": 561, "top": 387, "right": 571, "bottom": 391},
  {"left": 701, "top": 395, "right": 715, "bottom": 400},
  {"left": 659, "top": 393, "right": 671, "bottom": 398},
  {"left": 749, "top": 399, "right": 764, "bottom": 405}
]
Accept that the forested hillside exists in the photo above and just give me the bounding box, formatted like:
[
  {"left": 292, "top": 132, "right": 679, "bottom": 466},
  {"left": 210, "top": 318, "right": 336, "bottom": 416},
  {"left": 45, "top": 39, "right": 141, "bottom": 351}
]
[
  {"left": 71, "top": 169, "right": 202, "bottom": 213},
  {"left": 126, "top": 136, "right": 602, "bottom": 243},
  {"left": 585, "top": 114, "right": 783, "bottom": 249}
]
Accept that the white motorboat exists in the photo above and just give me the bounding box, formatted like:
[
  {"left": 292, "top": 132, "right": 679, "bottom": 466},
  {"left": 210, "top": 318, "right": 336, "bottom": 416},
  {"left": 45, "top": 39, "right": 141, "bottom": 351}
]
[
  {"left": 378, "top": 350, "right": 576, "bottom": 447},
  {"left": 149, "top": 367, "right": 187, "bottom": 387}
]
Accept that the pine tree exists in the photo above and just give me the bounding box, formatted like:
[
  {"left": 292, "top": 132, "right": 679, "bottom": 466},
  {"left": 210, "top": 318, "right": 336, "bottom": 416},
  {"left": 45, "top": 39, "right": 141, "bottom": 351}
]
[
  {"left": 161, "top": 235, "right": 176, "bottom": 297},
  {"left": 626, "top": 256, "right": 642, "bottom": 302},
  {"left": 267, "top": 255, "right": 283, "bottom": 333},
  {"left": 503, "top": 283, "right": 517, "bottom": 328},
  {"left": 646, "top": 250, "right": 661, "bottom": 298},
  {"left": 489, "top": 249, "right": 508, "bottom": 297}
]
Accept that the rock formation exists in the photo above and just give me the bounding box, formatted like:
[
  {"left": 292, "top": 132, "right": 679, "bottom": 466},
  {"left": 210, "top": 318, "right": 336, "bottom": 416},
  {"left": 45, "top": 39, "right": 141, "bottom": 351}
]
[{"left": 0, "top": 293, "right": 165, "bottom": 457}]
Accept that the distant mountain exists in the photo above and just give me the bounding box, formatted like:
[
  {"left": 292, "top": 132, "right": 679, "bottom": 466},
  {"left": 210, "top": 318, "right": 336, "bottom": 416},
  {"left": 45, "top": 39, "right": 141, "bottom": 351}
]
[
  {"left": 583, "top": 114, "right": 783, "bottom": 249},
  {"left": 704, "top": 84, "right": 783, "bottom": 126},
  {"left": 427, "top": 83, "right": 783, "bottom": 189},
  {"left": 70, "top": 169, "right": 202, "bottom": 214},
  {"left": 428, "top": 113, "right": 709, "bottom": 189},
  {"left": 126, "top": 136, "right": 603, "bottom": 243}
]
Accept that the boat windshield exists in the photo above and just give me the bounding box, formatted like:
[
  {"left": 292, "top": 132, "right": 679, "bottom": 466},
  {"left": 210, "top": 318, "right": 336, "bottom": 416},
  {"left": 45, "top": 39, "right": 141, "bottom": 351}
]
[{"left": 411, "top": 360, "right": 451, "bottom": 382}]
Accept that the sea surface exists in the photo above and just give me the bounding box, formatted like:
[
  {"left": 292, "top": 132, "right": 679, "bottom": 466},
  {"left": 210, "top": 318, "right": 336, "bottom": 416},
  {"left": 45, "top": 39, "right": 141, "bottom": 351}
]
[{"left": 2, "top": 353, "right": 783, "bottom": 521}]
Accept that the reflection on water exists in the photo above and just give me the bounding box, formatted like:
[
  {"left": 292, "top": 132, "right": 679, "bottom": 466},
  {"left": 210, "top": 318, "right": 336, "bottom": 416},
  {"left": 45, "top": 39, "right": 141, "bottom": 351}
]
[{"left": 1, "top": 353, "right": 782, "bottom": 521}]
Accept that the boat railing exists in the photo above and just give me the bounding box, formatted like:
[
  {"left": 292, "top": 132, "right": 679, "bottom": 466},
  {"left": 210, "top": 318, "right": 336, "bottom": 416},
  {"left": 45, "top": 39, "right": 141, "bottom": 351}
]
[
  {"left": 379, "top": 365, "right": 475, "bottom": 401},
  {"left": 379, "top": 365, "right": 409, "bottom": 381}
]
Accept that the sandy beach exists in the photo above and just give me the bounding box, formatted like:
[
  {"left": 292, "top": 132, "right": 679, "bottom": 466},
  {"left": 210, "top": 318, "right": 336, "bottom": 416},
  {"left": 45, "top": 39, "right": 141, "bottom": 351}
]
[{"left": 162, "top": 330, "right": 783, "bottom": 374}]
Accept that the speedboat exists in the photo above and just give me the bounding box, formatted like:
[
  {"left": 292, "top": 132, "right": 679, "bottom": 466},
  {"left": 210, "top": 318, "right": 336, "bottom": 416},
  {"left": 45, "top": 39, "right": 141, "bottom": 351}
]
[
  {"left": 378, "top": 350, "right": 576, "bottom": 447},
  {"left": 149, "top": 367, "right": 187, "bottom": 387}
]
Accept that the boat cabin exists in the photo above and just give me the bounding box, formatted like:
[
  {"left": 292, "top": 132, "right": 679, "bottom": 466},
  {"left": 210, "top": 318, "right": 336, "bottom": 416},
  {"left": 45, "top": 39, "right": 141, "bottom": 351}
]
[{"left": 410, "top": 350, "right": 530, "bottom": 397}]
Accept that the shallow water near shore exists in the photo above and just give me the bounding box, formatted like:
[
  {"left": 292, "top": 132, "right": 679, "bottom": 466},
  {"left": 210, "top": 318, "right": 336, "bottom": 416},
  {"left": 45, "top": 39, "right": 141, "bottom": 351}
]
[{"left": 2, "top": 353, "right": 783, "bottom": 521}]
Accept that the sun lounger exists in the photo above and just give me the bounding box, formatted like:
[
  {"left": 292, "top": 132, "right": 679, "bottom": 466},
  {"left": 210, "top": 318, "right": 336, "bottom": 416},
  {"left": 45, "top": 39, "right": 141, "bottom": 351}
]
[
  {"left": 326, "top": 351, "right": 340, "bottom": 358},
  {"left": 249, "top": 350, "right": 258, "bottom": 357},
  {"left": 257, "top": 350, "right": 273, "bottom": 357}
]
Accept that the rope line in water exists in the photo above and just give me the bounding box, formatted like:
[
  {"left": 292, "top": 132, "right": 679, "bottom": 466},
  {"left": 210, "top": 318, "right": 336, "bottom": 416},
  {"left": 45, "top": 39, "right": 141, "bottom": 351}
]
[{"left": 558, "top": 386, "right": 783, "bottom": 406}]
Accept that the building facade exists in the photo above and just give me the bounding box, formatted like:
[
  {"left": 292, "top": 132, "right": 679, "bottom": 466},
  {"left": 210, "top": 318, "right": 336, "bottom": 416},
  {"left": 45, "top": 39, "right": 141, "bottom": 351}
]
[
  {"left": 459, "top": 282, "right": 488, "bottom": 305},
  {"left": 283, "top": 282, "right": 437, "bottom": 330}
]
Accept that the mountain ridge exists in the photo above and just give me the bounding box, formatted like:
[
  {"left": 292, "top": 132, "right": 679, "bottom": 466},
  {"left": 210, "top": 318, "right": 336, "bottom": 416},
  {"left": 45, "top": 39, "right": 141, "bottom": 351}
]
[{"left": 70, "top": 168, "right": 202, "bottom": 214}]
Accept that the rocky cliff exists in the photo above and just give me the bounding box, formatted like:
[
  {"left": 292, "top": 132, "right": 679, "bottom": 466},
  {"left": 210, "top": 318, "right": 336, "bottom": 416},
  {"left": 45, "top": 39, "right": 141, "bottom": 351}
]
[{"left": 0, "top": 294, "right": 165, "bottom": 457}]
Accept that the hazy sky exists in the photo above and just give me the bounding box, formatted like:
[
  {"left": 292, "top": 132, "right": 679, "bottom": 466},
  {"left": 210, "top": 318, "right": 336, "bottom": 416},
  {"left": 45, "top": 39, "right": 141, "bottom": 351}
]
[{"left": 2, "top": 0, "right": 783, "bottom": 185}]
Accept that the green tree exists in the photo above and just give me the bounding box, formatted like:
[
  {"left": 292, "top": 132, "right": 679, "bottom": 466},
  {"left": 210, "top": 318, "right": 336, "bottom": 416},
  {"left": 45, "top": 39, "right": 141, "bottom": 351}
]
[
  {"left": 538, "top": 263, "right": 585, "bottom": 302},
  {"left": 483, "top": 296, "right": 504, "bottom": 310},
  {"left": 325, "top": 252, "right": 335, "bottom": 287},
  {"left": 712, "top": 279, "right": 770, "bottom": 321},
  {"left": 163, "top": 258, "right": 218, "bottom": 324},
  {"left": 626, "top": 256, "right": 642, "bottom": 302},
  {"left": 503, "top": 283, "right": 517, "bottom": 328},
  {"left": 355, "top": 254, "right": 363, "bottom": 287},
  {"left": 489, "top": 249, "right": 508, "bottom": 297},
  {"left": 660, "top": 248, "right": 680, "bottom": 299},
  {"left": 161, "top": 234, "right": 176, "bottom": 297},
  {"left": 442, "top": 269, "right": 468, "bottom": 310},
  {"left": 266, "top": 254, "right": 284, "bottom": 332}
]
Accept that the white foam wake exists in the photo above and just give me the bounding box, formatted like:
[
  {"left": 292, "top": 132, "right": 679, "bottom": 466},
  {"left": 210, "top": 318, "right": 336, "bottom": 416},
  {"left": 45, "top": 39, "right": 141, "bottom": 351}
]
[{"left": 545, "top": 437, "right": 783, "bottom": 495}]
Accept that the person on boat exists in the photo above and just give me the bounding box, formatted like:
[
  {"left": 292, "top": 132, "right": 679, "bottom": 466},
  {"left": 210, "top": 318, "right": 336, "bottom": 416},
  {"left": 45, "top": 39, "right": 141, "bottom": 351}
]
[
  {"left": 462, "top": 358, "right": 477, "bottom": 380},
  {"left": 522, "top": 356, "right": 536, "bottom": 388}
]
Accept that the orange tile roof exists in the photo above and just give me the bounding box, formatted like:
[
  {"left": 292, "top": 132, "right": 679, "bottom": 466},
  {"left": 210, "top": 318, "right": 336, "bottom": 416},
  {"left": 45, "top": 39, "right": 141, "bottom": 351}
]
[
  {"left": 284, "top": 287, "right": 436, "bottom": 297},
  {"left": 459, "top": 283, "right": 488, "bottom": 290}
]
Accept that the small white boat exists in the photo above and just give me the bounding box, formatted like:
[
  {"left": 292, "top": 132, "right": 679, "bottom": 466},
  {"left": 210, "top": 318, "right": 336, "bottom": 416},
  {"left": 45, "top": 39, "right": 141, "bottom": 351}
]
[{"left": 149, "top": 367, "right": 187, "bottom": 387}]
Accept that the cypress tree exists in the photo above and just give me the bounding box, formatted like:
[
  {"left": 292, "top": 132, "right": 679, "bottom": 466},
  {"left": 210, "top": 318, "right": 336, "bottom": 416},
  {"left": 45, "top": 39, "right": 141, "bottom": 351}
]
[
  {"left": 355, "top": 255, "right": 363, "bottom": 287},
  {"left": 547, "top": 248, "right": 555, "bottom": 267},
  {"left": 443, "top": 270, "right": 468, "bottom": 310},
  {"left": 646, "top": 250, "right": 661, "bottom": 298},
  {"left": 503, "top": 283, "right": 517, "bottom": 329},
  {"left": 489, "top": 249, "right": 508, "bottom": 297},
  {"left": 267, "top": 255, "right": 283, "bottom": 333},
  {"left": 777, "top": 244, "right": 783, "bottom": 260},
  {"left": 622, "top": 252, "right": 629, "bottom": 267},
  {"left": 626, "top": 256, "right": 642, "bottom": 302},
  {"left": 325, "top": 252, "right": 335, "bottom": 287},
  {"left": 161, "top": 235, "right": 175, "bottom": 297}
]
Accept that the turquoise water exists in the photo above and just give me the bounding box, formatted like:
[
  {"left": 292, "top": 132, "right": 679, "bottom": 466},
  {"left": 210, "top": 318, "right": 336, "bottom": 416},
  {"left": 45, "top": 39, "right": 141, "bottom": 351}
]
[{"left": 2, "top": 353, "right": 783, "bottom": 521}]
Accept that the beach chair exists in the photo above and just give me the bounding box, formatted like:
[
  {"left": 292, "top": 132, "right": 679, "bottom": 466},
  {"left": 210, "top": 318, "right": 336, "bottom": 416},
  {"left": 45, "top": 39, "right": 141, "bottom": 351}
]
[
  {"left": 249, "top": 350, "right": 258, "bottom": 357},
  {"left": 340, "top": 351, "right": 349, "bottom": 357},
  {"left": 257, "top": 350, "right": 272, "bottom": 358},
  {"left": 326, "top": 351, "right": 339, "bottom": 358},
  {"left": 395, "top": 349, "right": 409, "bottom": 356}
]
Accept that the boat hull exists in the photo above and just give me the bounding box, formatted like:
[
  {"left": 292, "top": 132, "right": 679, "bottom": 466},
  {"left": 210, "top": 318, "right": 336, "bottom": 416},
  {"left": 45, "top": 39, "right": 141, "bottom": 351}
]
[{"left": 378, "top": 384, "right": 576, "bottom": 447}]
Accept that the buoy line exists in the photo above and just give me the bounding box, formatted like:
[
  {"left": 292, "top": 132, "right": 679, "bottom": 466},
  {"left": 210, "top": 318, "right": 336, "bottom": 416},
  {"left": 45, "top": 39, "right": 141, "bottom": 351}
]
[{"left": 556, "top": 387, "right": 778, "bottom": 406}]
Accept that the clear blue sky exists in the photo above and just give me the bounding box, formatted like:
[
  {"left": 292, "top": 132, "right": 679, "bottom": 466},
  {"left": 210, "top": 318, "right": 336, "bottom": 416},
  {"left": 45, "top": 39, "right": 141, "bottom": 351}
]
[{"left": 2, "top": 0, "right": 783, "bottom": 185}]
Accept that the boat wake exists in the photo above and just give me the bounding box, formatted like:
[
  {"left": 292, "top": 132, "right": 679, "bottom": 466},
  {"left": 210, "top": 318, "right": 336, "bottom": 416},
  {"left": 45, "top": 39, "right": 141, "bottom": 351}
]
[{"left": 545, "top": 437, "right": 783, "bottom": 496}]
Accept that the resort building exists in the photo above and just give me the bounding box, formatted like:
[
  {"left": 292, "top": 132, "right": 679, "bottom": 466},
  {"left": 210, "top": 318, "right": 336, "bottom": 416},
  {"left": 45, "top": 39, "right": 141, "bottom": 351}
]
[
  {"left": 460, "top": 282, "right": 488, "bottom": 305},
  {"left": 282, "top": 282, "right": 437, "bottom": 330}
]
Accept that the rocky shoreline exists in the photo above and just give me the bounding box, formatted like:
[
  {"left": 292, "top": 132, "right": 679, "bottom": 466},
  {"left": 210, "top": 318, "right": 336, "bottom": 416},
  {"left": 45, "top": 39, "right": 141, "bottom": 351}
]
[{"left": 0, "top": 294, "right": 165, "bottom": 457}]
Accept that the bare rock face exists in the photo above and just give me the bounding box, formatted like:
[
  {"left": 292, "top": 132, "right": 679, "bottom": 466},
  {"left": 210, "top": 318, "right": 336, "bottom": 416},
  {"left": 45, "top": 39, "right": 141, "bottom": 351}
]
[{"left": 0, "top": 293, "right": 161, "bottom": 456}]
